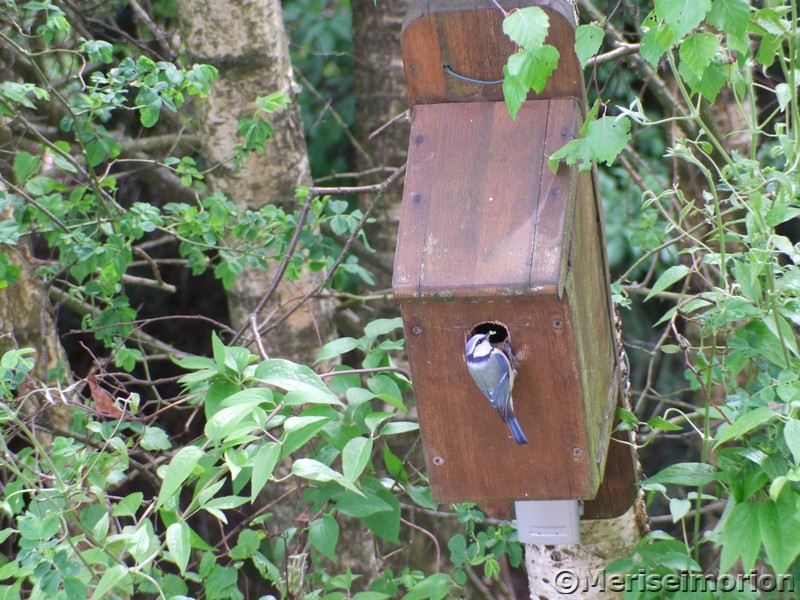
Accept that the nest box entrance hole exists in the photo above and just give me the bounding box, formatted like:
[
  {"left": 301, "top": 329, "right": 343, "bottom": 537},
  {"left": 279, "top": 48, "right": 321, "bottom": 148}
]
[{"left": 470, "top": 322, "right": 509, "bottom": 346}]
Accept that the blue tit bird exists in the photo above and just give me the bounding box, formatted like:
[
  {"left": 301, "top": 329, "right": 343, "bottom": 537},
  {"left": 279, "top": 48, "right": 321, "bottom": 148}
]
[{"left": 465, "top": 332, "right": 528, "bottom": 445}]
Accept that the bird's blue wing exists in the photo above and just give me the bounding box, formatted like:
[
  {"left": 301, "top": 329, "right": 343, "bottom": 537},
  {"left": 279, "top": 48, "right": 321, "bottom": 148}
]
[{"left": 488, "top": 352, "right": 512, "bottom": 421}]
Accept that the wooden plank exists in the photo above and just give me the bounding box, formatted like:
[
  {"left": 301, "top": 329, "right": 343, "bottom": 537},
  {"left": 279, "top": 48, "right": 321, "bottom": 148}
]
[
  {"left": 393, "top": 101, "right": 564, "bottom": 301},
  {"left": 401, "top": 0, "right": 584, "bottom": 107},
  {"left": 402, "top": 299, "right": 600, "bottom": 502},
  {"left": 529, "top": 98, "right": 579, "bottom": 296}
]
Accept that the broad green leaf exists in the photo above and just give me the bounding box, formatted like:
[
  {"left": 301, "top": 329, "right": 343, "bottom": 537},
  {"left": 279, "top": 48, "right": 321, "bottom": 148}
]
[
  {"left": 784, "top": 420, "right": 800, "bottom": 465},
  {"left": 707, "top": 0, "right": 750, "bottom": 53},
  {"left": 502, "top": 66, "right": 529, "bottom": 120},
  {"left": 679, "top": 32, "right": 719, "bottom": 78},
  {"left": 12, "top": 151, "right": 41, "bottom": 184},
  {"left": 647, "top": 416, "right": 682, "bottom": 432},
  {"left": 549, "top": 110, "right": 631, "bottom": 172},
  {"left": 506, "top": 45, "right": 560, "bottom": 94},
  {"left": 141, "top": 426, "right": 172, "bottom": 451},
  {"left": 167, "top": 522, "right": 190, "bottom": 575},
  {"left": 645, "top": 265, "right": 692, "bottom": 301},
  {"left": 335, "top": 490, "right": 393, "bottom": 518},
  {"left": 714, "top": 407, "right": 777, "bottom": 448},
  {"left": 655, "top": 0, "right": 711, "bottom": 40},
  {"left": 502, "top": 6, "right": 549, "bottom": 49},
  {"left": 315, "top": 337, "right": 360, "bottom": 364},
  {"left": 251, "top": 442, "right": 281, "bottom": 502},
  {"left": 379, "top": 422, "right": 420, "bottom": 436},
  {"left": 402, "top": 573, "right": 454, "bottom": 600},
  {"left": 669, "top": 498, "right": 692, "bottom": 522},
  {"left": 205, "top": 403, "right": 259, "bottom": 443},
  {"left": 309, "top": 514, "right": 339, "bottom": 561},
  {"left": 574, "top": 23, "right": 604, "bottom": 67},
  {"left": 91, "top": 565, "right": 129, "bottom": 600},
  {"left": 645, "top": 462, "right": 716, "bottom": 486},
  {"left": 718, "top": 501, "right": 760, "bottom": 574},
  {"left": 292, "top": 458, "right": 364, "bottom": 496},
  {"left": 281, "top": 415, "right": 332, "bottom": 457},
  {"left": 112, "top": 492, "right": 143, "bottom": 517},
  {"left": 363, "top": 317, "right": 404, "bottom": 341},
  {"left": 157, "top": 446, "right": 204, "bottom": 509},
  {"left": 255, "top": 359, "right": 341, "bottom": 406},
  {"left": 679, "top": 60, "right": 727, "bottom": 104},
  {"left": 363, "top": 485, "right": 401, "bottom": 543},
  {"left": 342, "top": 436, "right": 372, "bottom": 482}
]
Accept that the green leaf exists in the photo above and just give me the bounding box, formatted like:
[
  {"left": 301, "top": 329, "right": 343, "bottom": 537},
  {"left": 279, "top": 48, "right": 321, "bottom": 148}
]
[
  {"left": 90, "top": 565, "right": 129, "bottom": 600},
  {"left": 281, "top": 415, "right": 332, "bottom": 457},
  {"left": 654, "top": 0, "right": 711, "bottom": 39},
  {"left": 205, "top": 402, "right": 259, "bottom": 443},
  {"left": 362, "top": 485, "right": 401, "bottom": 543},
  {"left": 342, "top": 436, "right": 372, "bottom": 483},
  {"left": 645, "top": 265, "right": 692, "bottom": 301},
  {"left": 647, "top": 416, "right": 682, "bottom": 432},
  {"left": 548, "top": 107, "right": 631, "bottom": 172},
  {"left": 707, "top": 0, "right": 750, "bottom": 53},
  {"left": 13, "top": 151, "right": 41, "bottom": 184},
  {"left": 574, "top": 23, "right": 604, "bottom": 67},
  {"left": 140, "top": 426, "right": 172, "bottom": 451},
  {"left": 255, "top": 359, "right": 341, "bottom": 406},
  {"left": 784, "top": 420, "right": 800, "bottom": 465},
  {"left": 502, "top": 68, "right": 529, "bottom": 121},
  {"left": 718, "top": 501, "right": 760, "bottom": 574},
  {"left": 502, "top": 6, "right": 549, "bottom": 49},
  {"left": 379, "top": 422, "right": 420, "bottom": 436},
  {"left": 167, "top": 522, "right": 191, "bottom": 575},
  {"left": 292, "top": 458, "right": 364, "bottom": 496},
  {"left": 315, "top": 337, "right": 360, "bottom": 364},
  {"left": 669, "top": 498, "right": 692, "bottom": 522},
  {"left": 112, "top": 492, "right": 143, "bottom": 518},
  {"left": 157, "top": 446, "right": 204, "bottom": 509},
  {"left": 335, "top": 490, "right": 393, "bottom": 518},
  {"left": 251, "top": 442, "right": 281, "bottom": 502},
  {"left": 645, "top": 462, "right": 716, "bottom": 486},
  {"left": 679, "top": 32, "right": 719, "bottom": 78},
  {"left": 506, "top": 45, "right": 560, "bottom": 94},
  {"left": 402, "top": 573, "right": 454, "bottom": 600},
  {"left": 679, "top": 60, "right": 727, "bottom": 104},
  {"left": 309, "top": 514, "right": 339, "bottom": 561},
  {"left": 714, "top": 407, "right": 778, "bottom": 448},
  {"left": 759, "top": 493, "right": 800, "bottom": 573}
]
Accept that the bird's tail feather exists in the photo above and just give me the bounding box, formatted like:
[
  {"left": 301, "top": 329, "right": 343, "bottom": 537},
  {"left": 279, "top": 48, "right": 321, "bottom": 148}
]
[{"left": 507, "top": 416, "right": 528, "bottom": 445}]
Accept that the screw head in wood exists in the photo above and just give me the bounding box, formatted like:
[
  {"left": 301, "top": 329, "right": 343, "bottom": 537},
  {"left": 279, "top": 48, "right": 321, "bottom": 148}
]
[
  {"left": 552, "top": 318, "right": 564, "bottom": 330},
  {"left": 432, "top": 456, "right": 444, "bottom": 466},
  {"left": 572, "top": 447, "right": 584, "bottom": 458},
  {"left": 411, "top": 325, "right": 423, "bottom": 337}
]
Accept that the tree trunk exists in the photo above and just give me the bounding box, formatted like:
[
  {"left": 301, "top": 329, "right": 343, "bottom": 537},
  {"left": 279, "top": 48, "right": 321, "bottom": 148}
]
[
  {"left": 352, "top": 0, "right": 412, "bottom": 293},
  {"left": 177, "top": 0, "right": 334, "bottom": 362}
]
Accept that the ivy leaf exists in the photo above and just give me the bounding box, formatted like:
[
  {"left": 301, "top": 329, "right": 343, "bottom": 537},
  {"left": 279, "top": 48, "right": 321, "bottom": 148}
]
[
  {"left": 575, "top": 23, "right": 604, "bottom": 67},
  {"left": 654, "top": 0, "right": 711, "bottom": 40}
]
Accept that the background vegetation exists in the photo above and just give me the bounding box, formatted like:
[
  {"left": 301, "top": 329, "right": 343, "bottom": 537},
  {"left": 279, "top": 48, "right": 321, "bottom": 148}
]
[{"left": 2, "top": 0, "right": 800, "bottom": 598}]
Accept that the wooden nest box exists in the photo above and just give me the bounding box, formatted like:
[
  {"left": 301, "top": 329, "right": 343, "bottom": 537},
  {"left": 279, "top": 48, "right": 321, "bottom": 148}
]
[{"left": 393, "top": 0, "right": 620, "bottom": 503}]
